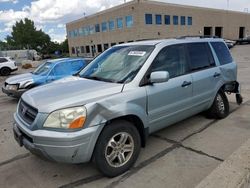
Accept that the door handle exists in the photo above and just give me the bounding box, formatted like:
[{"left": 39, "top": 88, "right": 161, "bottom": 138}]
[
  {"left": 182, "top": 81, "right": 192, "bottom": 87},
  {"left": 214, "top": 72, "right": 221, "bottom": 78}
]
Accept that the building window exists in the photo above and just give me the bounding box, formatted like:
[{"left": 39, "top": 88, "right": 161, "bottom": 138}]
[
  {"left": 188, "top": 17, "right": 192, "bottom": 25},
  {"left": 111, "top": 42, "right": 116, "bottom": 46},
  {"left": 145, "top": 14, "right": 153, "bottom": 24},
  {"left": 109, "top": 20, "right": 115, "bottom": 30},
  {"left": 164, "top": 15, "right": 170, "bottom": 25},
  {"left": 72, "top": 47, "right": 75, "bottom": 54},
  {"left": 90, "top": 25, "right": 95, "bottom": 34},
  {"left": 97, "top": 44, "right": 102, "bottom": 53},
  {"left": 95, "top": 24, "right": 100, "bottom": 32},
  {"left": 83, "top": 26, "right": 90, "bottom": 36},
  {"left": 117, "top": 18, "right": 123, "bottom": 29},
  {"left": 173, "top": 15, "right": 178, "bottom": 25},
  {"left": 155, "top": 14, "right": 162, "bottom": 25},
  {"left": 73, "top": 29, "right": 78, "bottom": 37},
  {"left": 80, "top": 46, "right": 84, "bottom": 53},
  {"left": 103, "top": 43, "right": 109, "bottom": 50},
  {"left": 86, "top": 46, "right": 90, "bottom": 53},
  {"left": 102, "top": 22, "right": 107, "bottom": 32},
  {"left": 125, "top": 15, "right": 133, "bottom": 28},
  {"left": 181, "top": 16, "right": 185, "bottom": 25}
]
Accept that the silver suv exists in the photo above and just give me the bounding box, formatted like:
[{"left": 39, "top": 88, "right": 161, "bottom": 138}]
[{"left": 13, "top": 38, "right": 242, "bottom": 177}]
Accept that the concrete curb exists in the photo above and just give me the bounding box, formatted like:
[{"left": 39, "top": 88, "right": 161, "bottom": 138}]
[{"left": 196, "top": 138, "right": 250, "bottom": 188}]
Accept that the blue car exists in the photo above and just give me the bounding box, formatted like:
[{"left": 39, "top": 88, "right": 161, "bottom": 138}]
[{"left": 2, "top": 58, "right": 87, "bottom": 98}]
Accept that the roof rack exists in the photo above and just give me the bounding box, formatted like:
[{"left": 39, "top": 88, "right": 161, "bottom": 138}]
[{"left": 176, "top": 35, "right": 220, "bottom": 39}]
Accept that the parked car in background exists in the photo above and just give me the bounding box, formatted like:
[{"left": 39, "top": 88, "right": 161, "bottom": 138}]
[
  {"left": 236, "top": 36, "right": 250, "bottom": 45},
  {"left": 224, "top": 39, "right": 236, "bottom": 49},
  {"left": 0, "top": 57, "right": 18, "bottom": 76},
  {"left": 2, "top": 58, "right": 87, "bottom": 98},
  {"left": 13, "top": 38, "right": 242, "bottom": 177}
]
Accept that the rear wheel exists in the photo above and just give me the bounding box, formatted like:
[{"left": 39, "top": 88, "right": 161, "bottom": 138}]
[
  {"left": 206, "top": 91, "right": 229, "bottom": 119},
  {"left": 0, "top": 67, "right": 11, "bottom": 76},
  {"left": 93, "top": 120, "right": 141, "bottom": 177}
]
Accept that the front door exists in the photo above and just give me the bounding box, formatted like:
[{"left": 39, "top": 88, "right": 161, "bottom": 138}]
[{"left": 146, "top": 44, "right": 192, "bottom": 133}]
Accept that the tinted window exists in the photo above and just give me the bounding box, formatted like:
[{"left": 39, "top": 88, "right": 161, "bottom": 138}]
[
  {"left": 211, "top": 42, "right": 233, "bottom": 65},
  {"left": 151, "top": 44, "right": 188, "bottom": 78},
  {"left": 188, "top": 17, "right": 192, "bottom": 25},
  {"left": 181, "top": 16, "right": 185, "bottom": 25},
  {"left": 95, "top": 24, "right": 100, "bottom": 32},
  {"left": 173, "top": 15, "right": 178, "bottom": 25},
  {"left": 155, "top": 14, "right": 162, "bottom": 25},
  {"left": 0, "top": 58, "right": 7, "bottom": 63},
  {"left": 145, "top": 14, "right": 153, "bottom": 24},
  {"left": 186, "top": 43, "right": 215, "bottom": 71},
  {"left": 165, "top": 15, "right": 170, "bottom": 25}
]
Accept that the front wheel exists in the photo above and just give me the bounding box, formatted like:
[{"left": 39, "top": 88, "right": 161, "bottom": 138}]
[
  {"left": 93, "top": 120, "right": 141, "bottom": 177},
  {"left": 206, "top": 91, "right": 229, "bottom": 119}
]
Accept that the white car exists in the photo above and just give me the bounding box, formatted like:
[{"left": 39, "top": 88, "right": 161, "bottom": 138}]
[{"left": 0, "top": 57, "right": 18, "bottom": 76}]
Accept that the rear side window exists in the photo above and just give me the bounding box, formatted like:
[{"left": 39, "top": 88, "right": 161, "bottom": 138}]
[
  {"left": 0, "top": 58, "right": 7, "bottom": 63},
  {"left": 211, "top": 42, "right": 233, "bottom": 65},
  {"left": 186, "top": 43, "right": 215, "bottom": 71}
]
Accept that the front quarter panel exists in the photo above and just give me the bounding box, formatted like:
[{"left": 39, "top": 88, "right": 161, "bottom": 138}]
[{"left": 84, "top": 86, "right": 148, "bottom": 129}]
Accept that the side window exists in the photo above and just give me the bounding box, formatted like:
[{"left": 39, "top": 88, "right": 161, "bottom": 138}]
[
  {"left": 71, "top": 60, "right": 85, "bottom": 72},
  {"left": 53, "top": 63, "right": 69, "bottom": 76},
  {"left": 0, "top": 58, "right": 7, "bottom": 63},
  {"left": 211, "top": 42, "right": 233, "bottom": 65},
  {"left": 186, "top": 43, "right": 215, "bottom": 71},
  {"left": 151, "top": 44, "right": 189, "bottom": 78}
]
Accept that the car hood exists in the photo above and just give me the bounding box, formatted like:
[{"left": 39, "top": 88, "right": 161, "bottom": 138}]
[
  {"left": 5, "top": 73, "right": 46, "bottom": 88},
  {"left": 6, "top": 73, "right": 33, "bottom": 85},
  {"left": 22, "top": 76, "right": 124, "bottom": 113}
]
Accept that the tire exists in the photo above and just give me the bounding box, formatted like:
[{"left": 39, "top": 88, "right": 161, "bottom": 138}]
[
  {"left": 0, "top": 67, "right": 11, "bottom": 76},
  {"left": 93, "top": 120, "right": 141, "bottom": 177},
  {"left": 206, "top": 91, "right": 229, "bottom": 119}
]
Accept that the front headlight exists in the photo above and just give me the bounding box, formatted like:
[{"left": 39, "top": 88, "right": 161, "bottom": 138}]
[
  {"left": 6, "top": 84, "right": 18, "bottom": 90},
  {"left": 44, "top": 106, "right": 87, "bottom": 129}
]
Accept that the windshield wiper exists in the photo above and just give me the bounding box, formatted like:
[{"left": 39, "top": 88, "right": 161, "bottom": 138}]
[{"left": 83, "top": 76, "right": 117, "bottom": 83}]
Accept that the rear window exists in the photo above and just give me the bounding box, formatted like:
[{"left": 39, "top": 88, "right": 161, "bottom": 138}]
[
  {"left": 0, "top": 58, "right": 7, "bottom": 63},
  {"left": 210, "top": 42, "right": 233, "bottom": 65},
  {"left": 186, "top": 42, "right": 215, "bottom": 71}
]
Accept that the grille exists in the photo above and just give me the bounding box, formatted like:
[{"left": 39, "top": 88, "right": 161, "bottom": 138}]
[{"left": 18, "top": 100, "right": 38, "bottom": 125}]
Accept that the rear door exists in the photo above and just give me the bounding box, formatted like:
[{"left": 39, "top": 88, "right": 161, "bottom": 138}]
[
  {"left": 186, "top": 42, "right": 221, "bottom": 111},
  {"left": 146, "top": 44, "right": 193, "bottom": 133}
]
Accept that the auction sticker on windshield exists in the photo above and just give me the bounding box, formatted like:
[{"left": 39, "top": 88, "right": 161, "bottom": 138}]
[{"left": 128, "top": 51, "right": 146, "bottom": 56}]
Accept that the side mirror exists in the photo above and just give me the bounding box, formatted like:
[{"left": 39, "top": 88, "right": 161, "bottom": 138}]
[{"left": 150, "top": 71, "right": 169, "bottom": 84}]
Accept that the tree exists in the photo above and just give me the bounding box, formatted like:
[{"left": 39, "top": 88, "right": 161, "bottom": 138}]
[
  {"left": 60, "top": 39, "right": 69, "bottom": 53},
  {"left": 6, "top": 18, "right": 50, "bottom": 52}
]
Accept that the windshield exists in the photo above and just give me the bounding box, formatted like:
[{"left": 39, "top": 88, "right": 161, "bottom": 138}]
[
  {"left": 79, "top": 45, "right": 154, "bottom": 83},
  {"left": 33, "top": 62, "right": 54, "bottom": 76}
]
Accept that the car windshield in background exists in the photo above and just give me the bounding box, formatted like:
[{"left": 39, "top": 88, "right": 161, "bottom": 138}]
[
  {"left": 79, "top": 45, "right": 154, "bottom": 83},
  {"left": 33, "top": 62, "right": 53, "bottom": 76}
]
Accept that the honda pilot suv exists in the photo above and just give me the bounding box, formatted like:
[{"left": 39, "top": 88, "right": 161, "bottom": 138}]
[{"left": 13, "top": 38, "right": 242, "bottom": 177}]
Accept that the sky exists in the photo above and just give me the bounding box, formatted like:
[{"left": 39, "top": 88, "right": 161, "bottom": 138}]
[{"left": 0, "top": 0, "right": 250, "bottom": 43}]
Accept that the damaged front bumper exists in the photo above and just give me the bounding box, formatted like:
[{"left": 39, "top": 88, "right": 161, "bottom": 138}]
[{"left": 13, "top": 113, "right": 104, "bottom": 163}]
